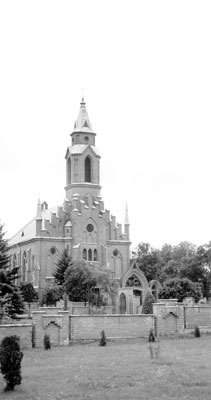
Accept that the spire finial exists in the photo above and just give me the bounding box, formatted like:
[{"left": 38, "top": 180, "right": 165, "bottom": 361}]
[
  {"left": 36, "top": 198, "right": 42, "bottom": 219},
  {"left": 124, "top": 203, "right": 129, "bottom": 225},
  {"left": 80, "top": 87, "right": 85, "bottom": 105}
]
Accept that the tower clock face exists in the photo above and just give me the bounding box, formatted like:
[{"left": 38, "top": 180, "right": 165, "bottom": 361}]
[{"left": 86, "top": 223, "right": 94, "bottom": 232}]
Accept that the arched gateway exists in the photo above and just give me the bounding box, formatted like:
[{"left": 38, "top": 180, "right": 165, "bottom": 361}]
[{"left": 117, "top": 261, "right": 152, "bottom": 314}]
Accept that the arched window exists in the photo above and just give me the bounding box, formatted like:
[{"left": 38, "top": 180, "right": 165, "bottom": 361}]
[
  {"left": 88, "top": 249, "right": 92, "bottom": 261},
  {"left": 22, "top": 252, "right": 27, "bottom": 282},
  {"left": 13, "top": 254, "right": 17, "bottom": 269},
  {"left": 67, "top": 158, "right": 71, "bottom": 184},
  {"left": 93, "top": 249, "right": 97, "bottom": 261},
  {"left": 83, "top": 249, "right": 87, "bottom": 260},
  {"left": 85, "top": 156, "right": 91, "bottom": 182}
]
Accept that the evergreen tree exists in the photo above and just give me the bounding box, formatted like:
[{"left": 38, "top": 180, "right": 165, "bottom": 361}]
[
  {"left": 0, "top": 223, "right": 24, "bottom": 320},
  {"left": 142, "top": 291, "right": 155, "bottom": 314},
  {"left": 0, "top": 335, "right": 23, "bottom": 391},
  {"left": 0, "top": 223, "right": 9, "bottom": 270},
  {"left": 54, "top": 249, "right": 71, "bottom": 287}
]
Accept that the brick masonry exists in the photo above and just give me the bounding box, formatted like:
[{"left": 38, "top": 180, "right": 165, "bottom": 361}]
[
  {"left": 184, "top": 306, "right": 211, "bottom": 329},
  {"left": 69, "top": 314, "right": 155, "bottom": 341},
  {"left": 3, "top": 302, "right": 211, "bottom": 349},
  {"left": 0, "top": 324, "right": 32, "bottom": 349}
]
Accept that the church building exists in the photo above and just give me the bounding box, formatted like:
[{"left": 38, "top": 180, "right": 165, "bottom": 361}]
[{"left": 8, "top": 99, "right": 131, "bottom": 289}]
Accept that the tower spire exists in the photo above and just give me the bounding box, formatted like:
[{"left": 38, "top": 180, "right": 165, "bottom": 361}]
[{"left": 73, "top": 98, "right": 93, "bottom": 132}]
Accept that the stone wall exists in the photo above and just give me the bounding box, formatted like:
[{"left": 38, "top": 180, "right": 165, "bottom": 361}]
[
  {"left": 0, "top": 324, "right": 32, "bottom": 349},
  {"left": 69, "top": 314, "right": 155, "bottom": 341}
]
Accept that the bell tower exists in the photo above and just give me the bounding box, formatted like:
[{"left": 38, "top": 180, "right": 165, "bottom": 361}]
[{"left": 65, "top": 98, "right": 101, "bottom": 200}]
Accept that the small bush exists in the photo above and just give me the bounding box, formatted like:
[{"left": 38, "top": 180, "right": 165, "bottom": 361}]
[
  {"left": 43, "top": 334, "right": 51, "bottom": 350},
  {"left": 99, "top": 330, "right": 106, "bottom": 346},
  {"left": 0, "top": 335, "right": 23, "bottom": 391},
  {"left": 32, "top": 324, "right": 36, "bottom": 348},
  {"left": 194, "top": 325, "right": 201, "bottom": 338},
  {"left": 148, "top": 328, "right": 155, "bottom": 342}
]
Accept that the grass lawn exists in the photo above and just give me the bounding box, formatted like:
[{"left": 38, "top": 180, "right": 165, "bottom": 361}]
[{"left": 1, "top": 335, "right": 211, "bottom": 399}]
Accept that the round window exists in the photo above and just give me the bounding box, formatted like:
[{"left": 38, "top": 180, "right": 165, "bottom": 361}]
[
  {"left": 113, "top": 249, "right": 118, "bottom": 257},
  {"left": 50, "top": 246, "right": 56, "bottom": 255},
  {"left": 86, "top": 224, "right": 94, "bottom": 232}
]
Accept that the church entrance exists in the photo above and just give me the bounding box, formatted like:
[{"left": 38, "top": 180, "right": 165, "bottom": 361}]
[{"left": 119, "top": 293, "right": 126, "bottom": 314}]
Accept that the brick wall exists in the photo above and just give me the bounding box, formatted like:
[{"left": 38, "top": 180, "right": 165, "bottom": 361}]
[
  {"left": 0, "top": 324, "right": 32, "bottom": 349},
  {"left": 153, "top": 302, "right": 184, "bottom": 336},
  {"left": 32, "top": 310, "right": 69, "bottom": 347},
  {"left": 69, "top": 314, "right": 155, "bottom": 341},
  {"left": 184, "top": 306, "right": 211, "bottom": 328}
]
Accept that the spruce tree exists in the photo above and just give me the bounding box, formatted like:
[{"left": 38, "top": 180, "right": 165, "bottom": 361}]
[
  {"left": 0, "top": 223, "right": 9, "bottom": 270},
  {"left": 0, "top": 223, "right": 24, "bottom": 320},
  {"left": 54, "top": 249, "right": 71, "bottom": 287},
  {"left": 142, "top": 291, "right": 155, "bottom": 314}
]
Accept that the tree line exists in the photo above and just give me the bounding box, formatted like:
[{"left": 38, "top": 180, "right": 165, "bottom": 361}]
[{"left": 133, "top": 241, "right": 211, "bottom": 302}]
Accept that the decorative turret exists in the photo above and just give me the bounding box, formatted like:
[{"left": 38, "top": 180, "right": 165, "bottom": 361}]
[
  {"left": 124, "top": 203, "right": 130, "bottom": 239},
  {"left": 36, "top": 198, "right": 42, "bottom": 220},
  {"left": 65, "top": 98, "right": 101, "bottom": 200}
]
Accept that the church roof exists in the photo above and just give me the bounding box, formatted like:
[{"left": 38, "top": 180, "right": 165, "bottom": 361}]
[
  {"left": 9, "top": 218, "right": 36, "bottom": 246},
  {"left": 73, "top": 98, "right": 94, "bottom": 133},
  {"left": 8, "top": 206, "right": 58, "bottom": 246}
]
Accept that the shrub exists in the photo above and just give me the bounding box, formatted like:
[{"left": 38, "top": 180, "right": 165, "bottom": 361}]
[
  {"left": 142, "top": 291, "right": 155, "bottom": 314},
  {"left": 194, "top": 325, "right": 201, "bottom": 338},
  {"left": 99, "top": 330, "right": 106, "bottom": 346},
  {"left": 148, "top": 328, "right": 155, "bottom": 342},
  {"left": 43, "top": 333, "right": 51, "bottom": 350},
  {"left": 0, "top": 335, "right": 23, "bottom": 391},
  {"left": 32, "top": 324, "right": 36, "bottom": 348}
]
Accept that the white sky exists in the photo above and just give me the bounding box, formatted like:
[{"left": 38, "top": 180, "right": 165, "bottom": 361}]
[{"left": 0, "top": 0, "right": 211, "bottom": 250}]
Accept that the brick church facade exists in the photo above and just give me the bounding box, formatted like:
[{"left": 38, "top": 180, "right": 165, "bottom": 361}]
[{"left": 8, "top": 99, "right": 131, "bottom": 289}]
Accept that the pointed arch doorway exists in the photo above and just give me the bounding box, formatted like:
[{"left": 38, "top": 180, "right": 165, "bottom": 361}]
[{"left": 119, "top": 293, "right": 126, "bottom": 314}]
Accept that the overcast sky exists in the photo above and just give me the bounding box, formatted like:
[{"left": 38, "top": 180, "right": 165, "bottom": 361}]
[{"left": 0, "top": 1, "right": 211, "bottom": 250}]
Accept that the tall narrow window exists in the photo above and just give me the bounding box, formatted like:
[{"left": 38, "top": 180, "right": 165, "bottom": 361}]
[
  {"left": 22, "top": 252, "right": 27, "bottom": 282},
  {"left": 88, "top": 249, "right": 92, "bottom": 261},
  {"left": 85, "top": 156, "right": 91, "bottom": 182},
  {"left": 83, "top": 249, "right": 87, "bottom": 260},
  {"left": 93, "top": 249, "right": 97, "bottom": 261},
  {"left": 67, "top": 158, "right": 71, "bottom": 184}
]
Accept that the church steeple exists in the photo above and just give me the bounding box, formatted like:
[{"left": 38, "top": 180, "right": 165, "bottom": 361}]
[
  {"left": 73, "top": 98, "right": 94, "bottom": 133},
  {"left": 65, "top": 99, "right": 101, "bottom": 200}
]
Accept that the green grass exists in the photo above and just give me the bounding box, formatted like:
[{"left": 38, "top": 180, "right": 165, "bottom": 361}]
[{"left": 1, "top": 335, "right": 211, "bottom": 399}]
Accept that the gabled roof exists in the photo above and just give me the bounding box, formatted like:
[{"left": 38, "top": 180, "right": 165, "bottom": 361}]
[{"left": 65, "top": 144, "right": 100, "bottom": 158}]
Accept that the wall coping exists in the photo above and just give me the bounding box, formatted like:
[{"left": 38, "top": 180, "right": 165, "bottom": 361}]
[
  {"left": 70, "top": 314, "right": 154, "bottom": 318},
  {"left": 185, "top": 305, "right": 211, "bottom": 308},
  {"left": 0, "top": 324, "right": 32, "bottom": 328}
]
